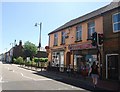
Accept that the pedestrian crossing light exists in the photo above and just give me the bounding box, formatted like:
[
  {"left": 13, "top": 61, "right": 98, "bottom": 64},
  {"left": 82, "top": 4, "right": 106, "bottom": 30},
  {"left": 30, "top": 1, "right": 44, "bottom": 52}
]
[
  {"left": 98, "top": 34, "right": 103, "bottom": 45},
  {"left": 91, "top": 32, "right": 97, "bottom": 46}
]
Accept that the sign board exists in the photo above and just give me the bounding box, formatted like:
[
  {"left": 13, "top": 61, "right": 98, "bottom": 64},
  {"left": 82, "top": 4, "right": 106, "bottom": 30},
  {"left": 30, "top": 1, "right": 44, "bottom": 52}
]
[{"left": 68, "top": 43, "right": 96, "bottom": 50}]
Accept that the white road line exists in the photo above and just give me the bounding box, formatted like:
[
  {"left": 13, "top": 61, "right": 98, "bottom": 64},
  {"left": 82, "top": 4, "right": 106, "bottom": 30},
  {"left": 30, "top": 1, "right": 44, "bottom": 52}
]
[
  {"left": 7, "top": 67, "right": 9, "bottom": 70},
  {"left": 5, "top": 65, "right": 52, "bottom": 81},
  {"left": 20, "top": 73, "right": 52, "bottom": 81},
  {"left": 0, "top": 76, "right": 2, "bottom": 81},
  {"left": 20, "top": 73, "right": 36, "bottom": 80},
  {"left": 12, "top": 70, "right": 15, "bottom": 72},
  {"left": 0, "top": 76, "right": 8, "bottom": 83},
  {"left": 34, "top": 78, "right": 52, "bottom": 81}
]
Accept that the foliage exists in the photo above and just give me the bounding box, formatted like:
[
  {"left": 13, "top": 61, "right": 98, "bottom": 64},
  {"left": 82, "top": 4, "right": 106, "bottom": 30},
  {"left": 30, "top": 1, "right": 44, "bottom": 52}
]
[
  {"left": 25, "top": 60, "right": 31, "bottom": 66},
  {"left": 23, "top": 41, "right": 37, "bottom": 59},
  {"left": 17, "top": 56, "right": 24, "bottom": 65},
  {"left": 39, "top": 58, "right": 48, "bottom": 62},
  {"left": 13, "top": 58, "right": 19, "bottom": 64},
  {"left": 34, "top": 57, "right": 39, "bottom": 63}
]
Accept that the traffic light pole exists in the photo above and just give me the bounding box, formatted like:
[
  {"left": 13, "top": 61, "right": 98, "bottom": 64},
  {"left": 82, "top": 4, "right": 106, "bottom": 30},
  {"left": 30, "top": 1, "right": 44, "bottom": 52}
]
[
  {"left": 97, "top": 45, "right": 102, "bottom": 79},
  {"left": 91, "top": 32, "right": 103, "bottom": 79}
]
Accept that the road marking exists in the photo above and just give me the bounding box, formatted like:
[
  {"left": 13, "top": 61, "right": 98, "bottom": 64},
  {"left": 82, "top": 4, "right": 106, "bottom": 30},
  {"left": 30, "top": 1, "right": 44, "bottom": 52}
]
[
  {"left": 57, "top": 87, "right": 68, "bottom": 90},
  {"left": 0, "top": 76, "right": 8, "bottom": 83},
  {"left": 21, "top": 73, "right": 36, "bottom": 80},
  {"left": 34, "top": 78, "right": 52, "bottom": 81},
  {"left": 20, "top": 73, "right": 52, "bottom": 81},
  {"left": 7, "top": 67, "right": 9, "bottom": 70},
  {"left": 0, "top": 76, "right": 2, "bottom": 81}
]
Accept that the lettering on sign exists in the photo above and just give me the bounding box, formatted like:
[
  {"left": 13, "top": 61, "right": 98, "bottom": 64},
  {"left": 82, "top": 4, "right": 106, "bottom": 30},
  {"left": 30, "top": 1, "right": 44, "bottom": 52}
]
[{"left": 68, "top": 43, "right": 96, "bottom": 50}]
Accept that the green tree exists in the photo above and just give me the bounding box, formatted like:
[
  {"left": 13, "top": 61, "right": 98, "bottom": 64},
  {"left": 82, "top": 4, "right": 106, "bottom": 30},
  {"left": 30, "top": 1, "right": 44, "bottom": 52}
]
[{"left": 23, "top": 41, "right": 37, "bottom": 60}]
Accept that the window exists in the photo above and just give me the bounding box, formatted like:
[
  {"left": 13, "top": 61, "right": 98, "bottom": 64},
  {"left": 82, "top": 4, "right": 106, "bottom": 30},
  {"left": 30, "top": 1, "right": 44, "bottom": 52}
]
[
  {"left": 113, "top": 13, "right": 120, "bottom": 32},
  {"left": 76, "top": 25, "right": 82, "bottom": 41},
  {"left": 88, "top": 21, "right": 95, "bottom": 39},
  {"left": 49, "top": 36, "right": 50, "bottom": 46},
  {"left": 54, "top": 33, "right": 58, "bottom": 46},
  {"left": 52, "top": 52, "right": 59, "bottom": 67},
  {"left": 61, "top": 31, "right": 65, "bottom": 44}
]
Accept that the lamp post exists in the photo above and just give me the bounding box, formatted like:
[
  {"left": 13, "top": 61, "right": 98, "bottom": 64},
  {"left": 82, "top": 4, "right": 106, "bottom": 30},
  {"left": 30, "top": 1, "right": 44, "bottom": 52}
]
[{"left": 35, "top": 22, "right": 42, "bottom": 51}]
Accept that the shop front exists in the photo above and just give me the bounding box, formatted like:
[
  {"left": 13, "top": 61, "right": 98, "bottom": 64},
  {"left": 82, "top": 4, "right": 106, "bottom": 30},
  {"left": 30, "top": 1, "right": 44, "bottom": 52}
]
[
  {"left": 69, "top": 43, "right": 99, "bottom": 75},
  {"left": 51, "top": 49, "right": 65, "bottom": 72}
]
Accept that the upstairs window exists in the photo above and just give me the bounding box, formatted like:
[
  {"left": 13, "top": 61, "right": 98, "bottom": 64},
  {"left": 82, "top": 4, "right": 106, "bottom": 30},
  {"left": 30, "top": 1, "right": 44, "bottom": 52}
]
[
  {"left": 113, "top": 12, "right": 120, "bottom": 32},
  {"left": 76, "top": 25, "right": 82, "bottom": 41},
  {"left": 88, "top": 21, "right": 95, "bottom": 39},
  {"left": 61, "top": 31, "right": 65, "bottom": 44},
  {"left": 54, "top": 33, "right": 58, "bottom": 46}
]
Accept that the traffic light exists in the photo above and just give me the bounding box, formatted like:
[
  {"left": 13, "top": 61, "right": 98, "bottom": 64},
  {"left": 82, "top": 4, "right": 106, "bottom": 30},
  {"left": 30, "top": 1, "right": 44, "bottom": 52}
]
[
  {"left": 91, "top": 32, "right": 97, "bottom": 46},
  {"left": 98, "top": 34, "right": 103, "bottom": 45}
]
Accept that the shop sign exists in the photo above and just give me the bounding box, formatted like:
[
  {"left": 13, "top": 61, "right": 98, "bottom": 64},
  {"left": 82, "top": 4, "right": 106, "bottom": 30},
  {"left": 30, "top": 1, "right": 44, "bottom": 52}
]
[{"left": 68, "top": 43, "right": 96, "bottom": 50}]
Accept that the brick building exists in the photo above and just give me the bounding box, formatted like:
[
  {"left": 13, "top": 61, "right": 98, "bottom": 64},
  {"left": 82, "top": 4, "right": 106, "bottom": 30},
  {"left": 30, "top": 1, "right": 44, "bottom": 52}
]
[
  {"left": 47, "top": 2, "right": 120, "bottom": 80},
  {"left": 13, "top": 40, "right": 24, "bottom": 59},
  {"left": 102, "top": 2, "right": 120, "bottom": 80}
]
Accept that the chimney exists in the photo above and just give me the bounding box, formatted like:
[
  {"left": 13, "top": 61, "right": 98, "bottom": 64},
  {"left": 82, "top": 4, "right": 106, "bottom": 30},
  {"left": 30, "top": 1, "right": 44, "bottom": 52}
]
[{"left": 19, "top": 40, "right": 22, "bottom": 46}]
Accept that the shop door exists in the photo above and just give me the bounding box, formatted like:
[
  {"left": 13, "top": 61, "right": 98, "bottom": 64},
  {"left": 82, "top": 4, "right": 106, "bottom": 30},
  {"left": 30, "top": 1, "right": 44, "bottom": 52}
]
[
  {"left": 107, "top": 55, "right": 119, "bottom": 80},
  {"left": 66, "top": 52, "right": 70, "bottom": 67},
  {"left": 76, "top": 57, "right": 81, "bottom": 72}
]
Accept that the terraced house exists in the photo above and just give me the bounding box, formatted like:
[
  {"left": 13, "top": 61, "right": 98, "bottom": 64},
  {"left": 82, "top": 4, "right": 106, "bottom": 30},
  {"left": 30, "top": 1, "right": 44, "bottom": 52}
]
[{"left": 47, "top": 2, "right": 120, "bottom": 81}]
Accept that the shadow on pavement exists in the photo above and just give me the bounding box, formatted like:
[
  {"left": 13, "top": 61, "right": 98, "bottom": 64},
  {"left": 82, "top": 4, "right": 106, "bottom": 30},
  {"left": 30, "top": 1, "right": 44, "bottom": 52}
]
[{"left": 33, "top": 71, "right": 109, "bottom": 92}]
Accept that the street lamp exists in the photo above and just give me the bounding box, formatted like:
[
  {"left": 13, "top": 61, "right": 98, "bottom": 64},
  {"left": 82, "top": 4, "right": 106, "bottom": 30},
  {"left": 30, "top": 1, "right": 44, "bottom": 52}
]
[{"left": 35, "top": 22, "right": 42, "bottom": 51}]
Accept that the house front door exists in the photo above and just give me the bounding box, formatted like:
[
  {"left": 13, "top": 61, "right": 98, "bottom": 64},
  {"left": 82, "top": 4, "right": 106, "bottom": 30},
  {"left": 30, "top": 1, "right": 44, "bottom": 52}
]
[{"left": 107, "top": 54, "right": 119, "bottom": 80}]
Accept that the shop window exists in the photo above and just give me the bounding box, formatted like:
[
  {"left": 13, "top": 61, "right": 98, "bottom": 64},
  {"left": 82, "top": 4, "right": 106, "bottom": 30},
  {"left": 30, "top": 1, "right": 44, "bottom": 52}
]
[
  {"left": 52, "top": 52, "right": 59, "bottom": 67},
  {"left": 76, "top": 25, "right": 82, "bottom": 41},
  {"left": 54, "top": 33, "right": 58, "bottom": 46},
  {"left": 113, "top": 12, "right": 120, "bottom": 32},
  {"left": 88, "top": 21, "right": 95, "bottom": 39}
]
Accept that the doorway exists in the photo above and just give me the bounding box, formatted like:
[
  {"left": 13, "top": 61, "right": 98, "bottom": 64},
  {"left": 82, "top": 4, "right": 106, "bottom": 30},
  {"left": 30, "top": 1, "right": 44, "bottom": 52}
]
[{"left": 106, "top": 54, "right": 119, "bottom": 80}]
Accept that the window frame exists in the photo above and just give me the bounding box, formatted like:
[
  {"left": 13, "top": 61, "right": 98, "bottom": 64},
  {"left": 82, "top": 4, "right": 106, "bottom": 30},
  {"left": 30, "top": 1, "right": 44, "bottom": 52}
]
[
  {"left": 61, "top": 31, "right": 65, "bottom": 45},
  {"left": 87, "top": 21, "right": 95, "bottom": 39},
  {"left": 112, "top": 12, "right": 120, "bottom": 33},
  {"left": 76, "top": 25, "right": 82, "bottom": 41},
  {"left": 54, "top": 33, "right": 58, "bottom": 46}
]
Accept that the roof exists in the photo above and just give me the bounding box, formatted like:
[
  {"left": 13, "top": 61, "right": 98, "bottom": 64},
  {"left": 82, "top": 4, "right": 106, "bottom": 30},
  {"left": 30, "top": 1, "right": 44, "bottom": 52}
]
[{"left": 48, "top": 1, "right": 120, "bottom": 35}]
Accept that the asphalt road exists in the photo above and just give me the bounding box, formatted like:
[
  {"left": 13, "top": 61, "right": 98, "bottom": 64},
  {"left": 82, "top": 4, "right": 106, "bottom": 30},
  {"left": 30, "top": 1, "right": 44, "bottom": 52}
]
[{"left": 0, "top": 61, "right": 90, "bottom": 91}]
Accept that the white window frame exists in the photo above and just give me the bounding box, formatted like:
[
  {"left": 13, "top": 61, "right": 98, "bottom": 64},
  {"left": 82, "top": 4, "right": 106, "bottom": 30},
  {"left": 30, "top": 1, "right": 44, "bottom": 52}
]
[
  {"left": 54, "top": 33, "right": 58, "bottom": 46},
  {"left": 88, "top": 21, "right": 95, "bottom": 39},
  {"left": 61, "top": 31, "right": 65, "bottom": 44},
  {"left": 112, "top": 12, "right": 120, "bottom": 33},
  {"left": 76, "top": 25, "right": 82, "bottom": 41}
]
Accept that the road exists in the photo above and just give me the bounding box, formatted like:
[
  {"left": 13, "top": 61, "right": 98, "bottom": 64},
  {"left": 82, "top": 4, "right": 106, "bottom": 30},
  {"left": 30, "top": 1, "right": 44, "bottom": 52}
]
[{"left": 0, "top": 61, "right": 90, "bottom": 91}]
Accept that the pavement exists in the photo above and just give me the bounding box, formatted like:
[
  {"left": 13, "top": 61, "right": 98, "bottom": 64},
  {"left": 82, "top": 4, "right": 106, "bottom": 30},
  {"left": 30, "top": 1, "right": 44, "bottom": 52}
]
[{"left": 18, "top": 65, "right": 120, "bottom": 92}]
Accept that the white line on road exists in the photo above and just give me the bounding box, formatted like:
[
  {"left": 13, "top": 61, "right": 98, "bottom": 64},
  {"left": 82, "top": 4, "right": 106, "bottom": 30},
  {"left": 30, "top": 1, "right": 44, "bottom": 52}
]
[
  {"left": 0, "top": 76, "right": 8, "bottom": 83},
  {"left": 0, "top": 76, "right": 2, "bottom": 81},
  {"left": 7, "top": 67, "right": 9, "bottom": 70},
  {"left": 20, "top": 73, "right": 52, "bottom": 81},
  {"left": 21, "top": 73, "right": 36, "bottom": 81},
  {"left": 34, "top": 78, "right": 52, "bottom": 81}
]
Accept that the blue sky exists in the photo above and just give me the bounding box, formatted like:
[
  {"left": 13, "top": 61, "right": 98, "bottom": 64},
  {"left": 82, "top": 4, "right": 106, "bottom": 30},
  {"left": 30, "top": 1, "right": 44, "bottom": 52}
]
[{"left": 1, "top": 1, "right": 112, "bottom": 53}]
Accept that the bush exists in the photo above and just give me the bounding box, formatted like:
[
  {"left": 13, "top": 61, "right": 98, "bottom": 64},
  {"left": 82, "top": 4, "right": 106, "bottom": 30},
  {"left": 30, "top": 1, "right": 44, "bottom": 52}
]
[
  {"left": 39, "top": 58, "right": 48, "bottom": 68},
  {"left": 17, "top": 57, "right": 24, "bottom": 65},
  {"left": 34, "top": 57, "right": 39, "bottom": 63},
  {"left": 13, "top": 58, "right": 18, "bottom": 64},
  {"left": 25, "top": 60, "right": 31, "bottom": 66}
]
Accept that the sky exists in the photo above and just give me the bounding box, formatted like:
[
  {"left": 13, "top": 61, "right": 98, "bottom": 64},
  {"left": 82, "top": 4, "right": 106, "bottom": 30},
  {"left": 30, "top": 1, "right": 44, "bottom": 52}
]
[{"left": 0, "top": 0, "right": 113, "bottom": 54}]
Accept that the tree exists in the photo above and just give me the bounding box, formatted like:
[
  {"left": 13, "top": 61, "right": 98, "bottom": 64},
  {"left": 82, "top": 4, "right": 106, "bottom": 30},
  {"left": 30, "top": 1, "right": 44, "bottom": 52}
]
[{"left": 23, "top": 41, "right": 37, "bottom": 60}]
